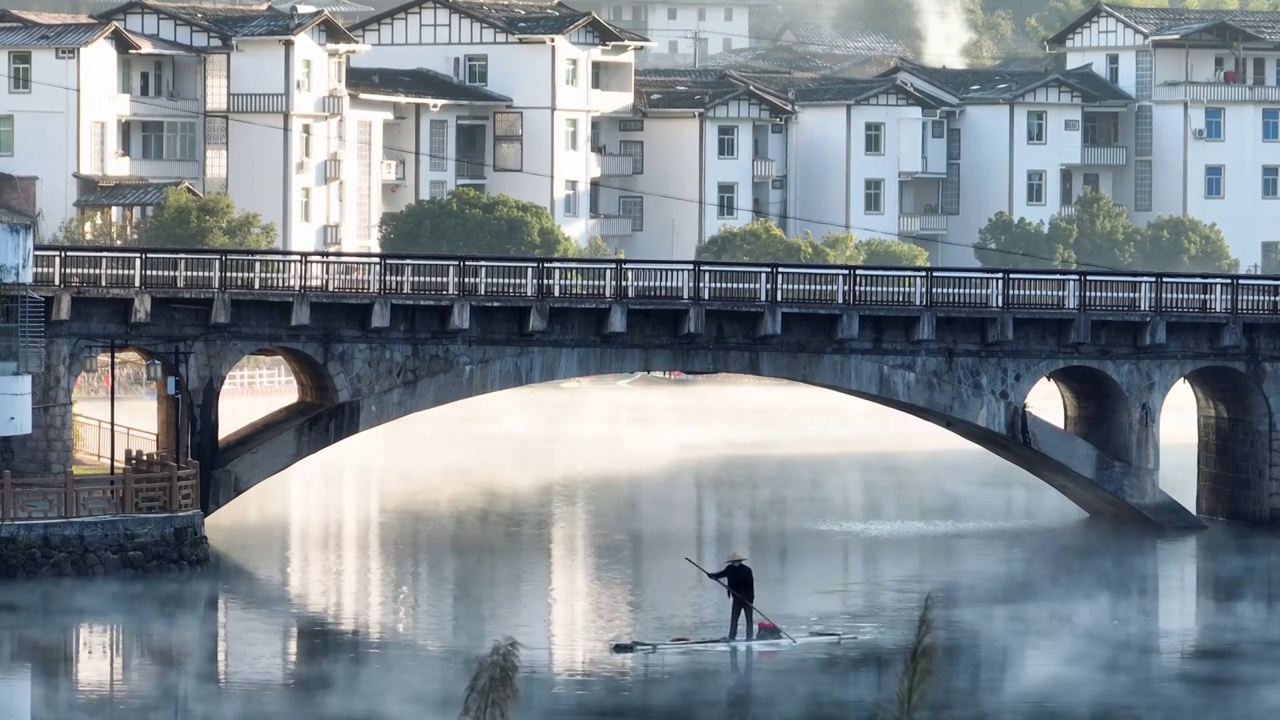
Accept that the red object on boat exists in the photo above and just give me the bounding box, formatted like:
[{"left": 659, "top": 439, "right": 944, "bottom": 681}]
[{"left": 758, "top": 622, "right": 777, "bottom": 630}]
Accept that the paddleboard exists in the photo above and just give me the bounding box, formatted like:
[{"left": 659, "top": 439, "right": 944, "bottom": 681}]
[{"left": 610, "top": 631, "right": 852, "bottom": 654}]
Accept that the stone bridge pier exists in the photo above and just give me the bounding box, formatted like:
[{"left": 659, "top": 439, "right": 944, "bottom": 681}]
[{"left": 15, "top": 290, "right": 1280, "bottom": 530}]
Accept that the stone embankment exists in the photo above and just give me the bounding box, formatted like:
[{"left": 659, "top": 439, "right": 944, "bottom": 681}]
[{"left": 0, "top": 511, "right": 209, "bottom": 579}]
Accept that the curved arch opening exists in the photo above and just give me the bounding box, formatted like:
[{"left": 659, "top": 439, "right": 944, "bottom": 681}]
[
  {"left": 1024, "top": 366, "right": 1134, "bottom": 464},
  {"left": 218, "top": 347, "right": 336, "bottom": 445},
  {"left": 1160, "top": 367, "right": 1271, "bottom": 523}
]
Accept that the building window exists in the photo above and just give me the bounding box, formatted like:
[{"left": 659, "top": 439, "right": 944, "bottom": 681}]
[
  {"left": 1265, "top": 166, "right": 1279, "bottom": 199},
  {"left": 725, "top": 7, "right": 733, "bottom": 20},
  {"left": 1205, "top": 165, "right": 1224, "bottom": 198},
  {"left": 1135, "top": 159, "right": 1152, "bottom": 212},
  {"left": 300, "top": 187, "right": 311, "bottom": 223},
  {"left": 864, "top": 122, "right": 883, "bottom": 154},
  {"left": 429, "top": 180, "right": 448, "bottom": 199},
  {"left": 1265, "top": 109, "right": 1280, "bottom": 141},
  {"left": 619, "top": 195, "right": 643, "bottom": 231},
  {"left": 619, "top": 139, "right": 644, "bottom": 173},
  {"left": 947, "top": 128, "right": 961, "bottom": 161},
  {"left": 717, "top": 125, "right": 737, "bottom": 158},
  {"left": 494, "top": 111, "right": 523, "bottom": 172},
  {"left": 300, "top": 59, "right": 312, "bottom": 92},
  {"left": 1027, "top": 111, "right": 1046, "bottom": 144},
  {"left": 329, "top": 56, "right": 345, "bottom": 90},
  {"left": 609, "top": 6, "right": 623, "bottom": 20},
  {"left": 697, "top": 8, "right": 706, "bottom": 20},
  {"left": 1205, "top": 107, "right": 1224, "bottom": 140},
  {"left": 590, "top": 62, "right": 601, "bottom": 89},
  {"left": 722, "top": 37, "right": 732, "bottom": 52},
  {"left": 1106, "top": 53, "right": 1119, "bottom": 84},
  {"left": 300, "top": 123, "right": 313, "bottom": 160},
  {"left": 564, "top": 180, "right": 579, "bottom": 217},
  {"left": 139, "top": 120, "right": 197, "bottom": 160},
  {"left": 941, "top": 162, "right": 960, "bottom": 215},
  {"left": 8, "top": 52, "right": 31, "bottom": 93},
  {"left": 619, "top": 119, "right": 643, "bottom": 132},
  {"left": 464, "top": 55, "right": 488, "bottom": 86},
  {"left": 667, "top": 7, "right": 676, "bottom": 19},
  {"left": 1026, "top": 170, "right": 1045, "bottom": 205},
  {"left": 429, "top": 119, "right": 447, "bottom": 171},
  {"left": 716, "top": 182, "right": 737, "bottom": 218},
  {"left": 667, "top": 40, "right": 678, "bottom": 54},
  {"left": 564, "top": 58, "right": 578, "bottom": 87},
  {"left": 864, "top": 179, "right": 884, "bottom": 214},
  {"left": 565, "top": 118, "right": 579, "bottom": 151},
  {"left": 0, "top": 116, "right": 11, "bottom": 156},
  {"left": 931, "top": 119, "right": 944, "bottom": 138},
  {"left": 55, "top": 48, "right": 76, "bottom": 60}
]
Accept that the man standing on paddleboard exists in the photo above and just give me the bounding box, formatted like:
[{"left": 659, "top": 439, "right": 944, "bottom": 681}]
[{"left": 706, "top": 552, "right": 755, "bottom": 641}]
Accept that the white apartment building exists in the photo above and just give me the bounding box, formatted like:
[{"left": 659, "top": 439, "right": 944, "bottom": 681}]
[
  {"left": 1050, "top": 3, "right": 1280, "bottom": 270},
  {"left": 347, "top": 0, "right": 650, "bottom": 245},
  {"left": 577, "top": 0, "right": 760, "bottom": 68}
]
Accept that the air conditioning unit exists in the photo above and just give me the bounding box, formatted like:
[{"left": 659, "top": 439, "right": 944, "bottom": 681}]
[{"left": 1193, "top": 128, "right": 1207, "bottom": 139}]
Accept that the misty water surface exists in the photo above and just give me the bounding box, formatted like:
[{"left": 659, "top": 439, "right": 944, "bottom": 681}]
[{"left": 4, "top": 378, "right": 1280, "bottom": 718}]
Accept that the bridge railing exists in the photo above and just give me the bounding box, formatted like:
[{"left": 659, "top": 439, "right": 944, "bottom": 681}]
[
  {"left": 72, "top": 414, "right": 158, "bottom": 467},
  {"left": 32, "top": 247, "right": 1280, "bottom": 314},
  {"left": 1, "top": 451, "right": 198, "bottom": 521}
]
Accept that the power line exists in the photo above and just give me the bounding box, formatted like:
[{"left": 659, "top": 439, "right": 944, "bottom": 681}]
[{"left": 0, "top": 68, "right": 1119, "bottom": 270}]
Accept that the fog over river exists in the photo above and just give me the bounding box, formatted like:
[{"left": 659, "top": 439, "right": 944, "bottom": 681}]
[{"left": 3, "top": 377, "right": 1280, "bottom": 718}]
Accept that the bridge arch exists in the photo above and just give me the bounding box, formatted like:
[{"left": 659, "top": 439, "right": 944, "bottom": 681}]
[
  {"left": 1156, "top": 365, "right": 1273, "bottom": 524},
  {"left": 200, "top": 346, "right": 1197, "bottom": 529},
  {"left": 1026, "top": 365, "right": 1136, "bottom": 465}
]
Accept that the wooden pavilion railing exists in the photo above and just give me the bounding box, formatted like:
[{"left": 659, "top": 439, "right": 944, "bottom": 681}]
[{"left": 1, "top": 451, "right": 199, "bottom": 521}]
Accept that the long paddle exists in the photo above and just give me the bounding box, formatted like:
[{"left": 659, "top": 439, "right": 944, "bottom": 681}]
[{"left": 685, "top": 557, "right": 797, "bottom": 645}]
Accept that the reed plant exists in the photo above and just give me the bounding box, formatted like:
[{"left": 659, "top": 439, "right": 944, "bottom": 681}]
[
  {"left": 885, "top": 592, "right": 937, "bottom": 720},
  {"left": 460, "top": 636, "right": 522, "bottom": 720}
]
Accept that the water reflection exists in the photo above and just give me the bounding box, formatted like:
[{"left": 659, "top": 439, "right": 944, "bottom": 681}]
[{"left": 9, "top": 381, "right": 1280, "bottom": 717}]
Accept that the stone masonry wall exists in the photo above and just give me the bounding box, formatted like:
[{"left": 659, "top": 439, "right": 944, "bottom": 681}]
[{"left": 0, "top": 510, "right": 210, "bottom": 580}]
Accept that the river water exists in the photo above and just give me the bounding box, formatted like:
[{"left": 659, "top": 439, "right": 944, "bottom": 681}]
[{"left": 4, "top": 378, "right": 1280, "bottom": 719}]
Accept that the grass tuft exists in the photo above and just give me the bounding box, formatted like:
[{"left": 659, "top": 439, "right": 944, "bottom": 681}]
[{"left": 460, "top": 636, "right": 522, "bottom": 720}]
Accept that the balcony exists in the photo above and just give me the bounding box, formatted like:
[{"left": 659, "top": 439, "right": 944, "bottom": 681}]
[
  {"left": 127, "top": 158, "right": 200, "bottom": 178},
  {"left": 324, "top": 157, "right": 342, "bottom": 183},
  {"left": 752, "top": 157, "right": 776, "bottom": 180},
  {"left": 323, "top": 223, "right": 341, "bottom": 249},
  {"left": 456, "top": 158, "right": 485, "bottom": 181},
  {"left": 589, "top": 215, "right": 634, "bottom": 237},
  {"left": 590, "top": 152, "right": 635, "bottom": 177},
  {"left": 320, "top": 93, "right": 346, "bottom": 115},
  {"left": 1153, "top": 82, "right": 1280, "bottom": 103},
  {"left": 380, "top": 158, "right": 405, "bottom": 183},
  {"left": 119, "top": 95, "right": 202, "bottom": 118},
  {"left": 898, "top": 214, "right": 948, "bottom": 235},
  {"left": 1079, "top": 144, "right": 1128, "bottom": 166},
  {"left": 1060, "top": 203, "right": 1127, "bottom": 219},
  {"left": 229, "top": 93, "right": 287, "bottom": 113}
]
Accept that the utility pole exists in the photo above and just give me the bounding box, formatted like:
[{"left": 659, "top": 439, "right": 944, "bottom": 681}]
[{"left": 690, "top": 29, "right": 703, "bottom": 69}]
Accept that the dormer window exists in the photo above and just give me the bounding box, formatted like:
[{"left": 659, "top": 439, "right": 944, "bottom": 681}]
[{"left": 464, "top": 55, "right": 488, "bottom": 86}]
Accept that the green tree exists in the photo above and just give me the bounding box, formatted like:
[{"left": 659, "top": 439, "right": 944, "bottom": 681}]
[
  {"left": 380, "top": 188, "right": 574, "bottom": 256},
  {"left": 574, "top": 235, "right": 619, "bottom": 258},
  {"left": 856, "top": 237, "right": 930, "bottom": 266},
  {"left": 964, "top": 7, "right": 1019, "bottom": 67},
  {"left": 1136, "top": 215, "right": 1239, "bottom": 273},
  {"left": 974, "top": 212, "right": 1075, "bottom": 268},
  {"left": 1054, "top": 190, "right": 1138, "bottom": 269},
  {"left": 696, "top": 219, "right": 831, "bottom": 263},
  {"left": 142, "top": 189, "right": 276, "bottom": 249},
  {"left": 816, "top": 231, "right": 864, "bottom": 264},
  {"left": 45, "top": 215, "right": 136, "bottom": 246}
]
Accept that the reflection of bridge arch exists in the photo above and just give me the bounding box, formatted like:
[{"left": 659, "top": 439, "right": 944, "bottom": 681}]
[{"left": 199, "top": 345, "right": 1195, "bottom": 528}]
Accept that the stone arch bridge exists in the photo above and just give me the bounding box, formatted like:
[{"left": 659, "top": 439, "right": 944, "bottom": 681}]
[{"left": 14, "top": 247, "right": 1280, "bottom": 530}]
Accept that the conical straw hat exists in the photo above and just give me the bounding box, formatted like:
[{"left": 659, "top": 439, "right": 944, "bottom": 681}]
[{"left": 724, "top": 552, "right": 747, "bottom": 564}]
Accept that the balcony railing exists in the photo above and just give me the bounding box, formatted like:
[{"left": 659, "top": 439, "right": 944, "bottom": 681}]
[
  {"left": 589, "top": 215, "right": 634, "bottom": 237},
  {"left": 320, "top": 93, "right": 346, "bottom": 115},
  {"left": 1060, "top": 203, "right": 1128, "bottom": 218},
  {"left": 127, "top": 158, "right": 200, "bottom": 178},
  {"left": 124, "top": 95, "right": 201, "bottom": 118},
  {"left": 752, "top": 157, "right": 776, "bottom": 180},
  {"left": 323, "top": 223, "right": 341, "bottom": 249},
  {"left": 380, "top": 159, "right": 405, "bottom": 183},
  {"left": 456, "top": 158, "right": 486, "bottom": 180},
  {"left": 324, "top": 157, "right": 342, "bottom": 183},
  {"left": 1153, "top": 82, "right": 1280, "bottom": 103},
  {"left": 1080, "top": 144, "right": 1128, "bottom": 166},
  {"left": 899, "top": 214, "right": 948, "bottom": 234},
  {"left": 2, "top": 453, "right": 198, "bottom": 521},
  {"left": 591, "top": 152, "right": 635, "bottom": 177},
  {"left": 229, "top": 93, "right": 287, "bottom": 113}
]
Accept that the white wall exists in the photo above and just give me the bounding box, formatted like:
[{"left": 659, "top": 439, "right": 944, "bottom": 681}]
[
  {"left": 952, "top": 105, "right": 1011, "bottom": 266},
  {"left": 1011, "top": 103, "right": 1083, "bottom": 223},
  {"left": 702, "top": 117, "right": 754, "bottom": 240},
  {"left": 230, "top": 40, "right": 287, "bottom": 95},
  {"left": 228, "top": 115, "right": 288, "bottom": 244},
  {"left": 601, "top": 1, "right": 751, "bottom": 61},
  {"left": 598, "top": 115, "right": 699, "bottom": 259}
]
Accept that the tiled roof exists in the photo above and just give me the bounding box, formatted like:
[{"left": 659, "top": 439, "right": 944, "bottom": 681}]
[
  {"left": 633, "top": 69, "right": 773, "bottom": 111},
  {"left": 702, "top": 43, "right": 905, "bottom": 78},
  {"left": 0, "top": 22, "right": 115, "bottom": 48},
  {"left": 633, "top": 69, "right": 940, "bottom": 111},
  {"left": 347, "top": 66, "right": 512, "bottom": 102},
  {"left": 0, "top": 10, "right": 97, "bottom": 25},
  {"left": 270, "top": 0, "right": 374, "bottom": 13},
  {"left": 778, "top": 22, "right": 913, "bottom": 57},
  {"left": 887, "top": 59, "right": 1133, "bottom": 104},
  {"left": 1051, "top": 3, "right": 1280, "bottom": 44},
  {"left": 350, "top": 0, "right": 648, "bottom": 42},
  {"left": 96, "top": 1, "right": 353, "bottom": 40},
  {"left": 74, "top": 179, "right": 199, "bottom": 208},
  {"left": 126, "top": 30, "right": 204, "bottom": 53}
]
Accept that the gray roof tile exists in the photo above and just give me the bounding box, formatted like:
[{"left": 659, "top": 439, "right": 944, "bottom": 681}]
[
  {"left": 351, "top": 0, "right": 647, "bottom": 42},
  {"left": 0, "top": 10, "right": 97, "bottom": 25},
  {"left": 75, "top": 179, "right": 199, "bottom": 208},
  {"left": 96, "top": 2, "right": 353, "bottom": 40},
  {"left": 347, "top": 66, "right": 512, "bottom": 102},
  {"left": 887, "top": 59, "right": 1133, "bottom": 104},
  {"left": 0, "top": 22, "right": 113, "bottom": 48},
  {"left": 778, "top": 22, "right": 913, "bottom": 57},
  {"left": 1052, "top": 3, "right": 1280, "bottom": 44}
]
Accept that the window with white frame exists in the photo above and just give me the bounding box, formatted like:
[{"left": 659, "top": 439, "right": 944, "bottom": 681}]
[
  {"left": 1026, "top": 170, "right": 1045, "bottom": 205},
  {"left": 464, "top": 55, "right": 488, "bottom": 86},
  {"left": 55, "top": 48, "right": 76, "bottom": 60},
  {"left": 8, "top": 52, "right": 30, "bottom": 93},
  {"left": 1205, "top": 165, "right": 1224, "bottom": 198},
  {"left": 864, "top": 179, "right": 884, "bottom": 214},
  {"left": 564, "top": 180, "right": 579, "bottom": 216},
  {"left": 717, "top": 126, "right": 737, "bottom": 158},
  {"left": 1265, "top": 109, "right": 1280, "bottom": 141},
  {"left": 300, "top": 187, "right": 312, "bottom": 223},
  {"left": 564, "top": 58, "right": 578, "bottom": 87},
  {"left": 329, "top": 56, "right": 345, "bottom": 90},
  {"left": 619, "top": 195, "right": 643, "bottom": 231},
  {"left": 1265, "top": 166, "right": 1279, "bottom": 199},
  {"left": 1106, "top": 53, "right": 1119, "bottom": 84},
  {"left": 139, "top": 120, "right": 197, "bottom": 160},
  {"left": 591, "top": 62, "right": 600, "bottom": 89},
  {"left": 717, "top": 182, "right": 737, "bottom": 218},
  {"left": 0, "top": 116, "right": 12, "bottom": 156},
  {"left": 300, "top": 123, "right": 313, "bottom": 160},
  {"left": 1026, "top": 111, "right": 1046, "bottom": 143},
  {"left": 864, "top": 122, "right": 883, "bottom": 154},
  {"left": 1205, "top": 107, "right": 1224, "bottom": 140},
  {"left": 429, "top": 180, "right": 447, "bottom": 199},
  {"left": 565, "top": 118, "right": 578, "bottom": 151},
  {"left": 429, "top": 119, "right": 447, "bottom": 171},
  {"left": 494, "top": 111, "right": 523, "bottom": 172},
  {"left": 300, "top": 59, "right": 312, "bottom": 92}
]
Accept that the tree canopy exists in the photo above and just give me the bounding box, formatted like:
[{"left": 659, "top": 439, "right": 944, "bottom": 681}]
[
  {"left": 380, "top": 188, "right": 575, "bottom": 256},
  {"left": 974, "top": 191, "right": 1238, "bottom": 273},
  {"left": 696, "top": 220, "right": 929, "bottom": 266},
  {"left": 143, "top": 189, "right": 276, "bottom": 249}
]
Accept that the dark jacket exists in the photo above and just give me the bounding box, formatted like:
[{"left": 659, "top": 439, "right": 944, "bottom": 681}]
[{"left": 709, "top": 563, "right": 754, "bottom": 601}]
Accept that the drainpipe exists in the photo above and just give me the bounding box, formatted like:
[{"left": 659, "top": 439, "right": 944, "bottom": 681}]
[{"left": 282, "top": 40, "right": 294, "bottom": 249}]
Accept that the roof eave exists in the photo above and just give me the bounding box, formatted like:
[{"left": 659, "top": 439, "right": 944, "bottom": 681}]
[{"left": 352, "top": 90, "right": 512, "bottom": 104}]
